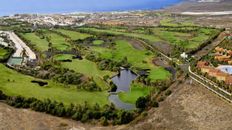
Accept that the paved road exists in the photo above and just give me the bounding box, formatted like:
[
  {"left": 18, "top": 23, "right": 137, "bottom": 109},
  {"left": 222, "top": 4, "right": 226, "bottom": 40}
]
[
  {"left": 188, "top": 66, "right": 232, "bottom": 103},
  {"left": 7, "top": 31, "right": 36, "bottom": 60}
]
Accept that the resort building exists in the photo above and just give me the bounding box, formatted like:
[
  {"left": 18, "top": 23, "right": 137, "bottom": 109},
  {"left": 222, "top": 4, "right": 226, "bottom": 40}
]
[
  {"left": 197, "top": 61, "right": 232, "bottom": 85},
  {"left": 214, "top": 46, "right": 232, "bottom": 64}
]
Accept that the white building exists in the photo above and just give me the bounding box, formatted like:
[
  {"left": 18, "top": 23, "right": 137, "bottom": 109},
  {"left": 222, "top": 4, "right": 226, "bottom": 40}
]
[{"left": 181, "top": 52, "right": 188, "bottom": 59}]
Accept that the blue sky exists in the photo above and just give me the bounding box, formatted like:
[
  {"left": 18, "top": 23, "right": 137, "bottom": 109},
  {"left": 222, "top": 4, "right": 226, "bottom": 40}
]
[{"left": 0, "top": 0, "right": 181, "bottom": 16}]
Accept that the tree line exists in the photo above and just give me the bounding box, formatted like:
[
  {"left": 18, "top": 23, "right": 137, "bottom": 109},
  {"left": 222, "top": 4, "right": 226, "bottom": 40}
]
[{"left": 0, "top": 90, "right": 136, "bottom": 125}]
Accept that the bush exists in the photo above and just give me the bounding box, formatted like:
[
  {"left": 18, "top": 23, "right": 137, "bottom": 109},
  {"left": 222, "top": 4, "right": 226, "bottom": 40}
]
[
  {"left": 152, "top": 101, "right": 159, "bottom": 108},
  {"left": 136, "top": 97, "right": 148, "bottom": 109},
  {"left": 165, "top": 90, "right": 172, "bottom": 96},
  {"left": 142, "top": 112, "right": 148, "bottom": 117},
  {"left": 100, "top": 117, "right": 109, "bottom": 126},
  {"left": 158, "top": 96, "right": 165, "bottom": 102},
  {"left": 110, "top": 82, "right": 117, "bottom": 92},
  {"left": 118, "top": 111, "right": 134, "bottom": 124},
  {"left": 0, "top": 90, "right": 7, "bottom": 100},
  {"left": 103, "top": 75, "right": 110, "bottom": 81}
]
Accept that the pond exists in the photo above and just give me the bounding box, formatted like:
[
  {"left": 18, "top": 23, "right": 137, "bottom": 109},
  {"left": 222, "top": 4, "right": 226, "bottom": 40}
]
[
  {"left": 112, "top": 69, "right": 137, "bottom": 92},
  {"left": 109, "top": 68, "right": 137, "bottom": 110},
  {"left": 109, "top": 95, "right": 135, "bottom": 111},
  {"left": 217, "top": 65, "right": 232, "bottom": 75}
]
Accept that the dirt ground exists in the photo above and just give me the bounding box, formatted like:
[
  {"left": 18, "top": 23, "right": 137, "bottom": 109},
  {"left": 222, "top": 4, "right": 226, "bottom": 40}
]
[
  {"left": 1, "top": 78, "right": 231, "bottom": 130},
  {"left": 164, "top": 0, "right": 232, "bottom": 28},
  {"left": 128, "top": 39, "right": 145, "bottom": 50},
  {"left": 152, "top": 42, "right": 173, "bottom": 55},
  {"left": 124, "top": 79, "right": 232, "bottom": 130}
]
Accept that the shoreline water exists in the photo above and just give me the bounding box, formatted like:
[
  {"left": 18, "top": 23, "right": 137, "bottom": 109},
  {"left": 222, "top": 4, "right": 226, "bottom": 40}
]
[{"left": 0, "top": 0, "right": 183, "bottom": 16}]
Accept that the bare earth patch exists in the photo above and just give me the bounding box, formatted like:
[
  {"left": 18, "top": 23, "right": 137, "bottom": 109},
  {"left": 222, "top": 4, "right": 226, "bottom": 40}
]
[
  {"left": 152, "top": 42, "right": 173, "bottom": 55},
  {"left": 124, "top": 79, "right": 232, "bottom": 130},
  {"left": 128, "top": 39, "right": 145, "bottom": 50}
]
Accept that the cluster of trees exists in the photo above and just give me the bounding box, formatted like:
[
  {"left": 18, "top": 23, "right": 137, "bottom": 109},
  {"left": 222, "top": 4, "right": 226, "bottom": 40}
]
[
  {"left": 34, "top": 30, "right": 46, "bottom": 39},
  {"left": 40, "top": 62, "right": 102, "bottom": 91},
  {"left": 135, "top": 95, "right": 159, "bottom": 110},
  {"left": 75, "top": 35, "right": 115, "bottom": 47},
  {"left": 86, "top": 52, "right": 131, "bottom": 72},
  {"left": 0, "top": 91, "right": 136, "bottom": 125},
  {"left": 161, "top": 26, "right": 199, "bottom": 33},
  {"left": 17, "top": 61, "right": 101, "bottom": 91},
  {"left": 77, "top": 80, "right": 102, "bottom": 91}
]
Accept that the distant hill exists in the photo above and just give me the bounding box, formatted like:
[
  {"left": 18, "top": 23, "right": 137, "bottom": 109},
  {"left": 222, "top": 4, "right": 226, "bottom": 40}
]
[{"left": 166, "top": 0, "right": 232, "bottom": 12}]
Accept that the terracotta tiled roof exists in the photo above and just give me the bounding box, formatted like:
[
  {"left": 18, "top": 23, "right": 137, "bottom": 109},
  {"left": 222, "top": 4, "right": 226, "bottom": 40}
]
[
  {"left": 197, "top": 61, "right": 209, "bottom": 68},
  {"left": 227, "top": 50, "right": 232, "bottom": 56},
  {"left": 225, "top": 76, "right": 232, "bottom": 85},
  {"left": 216, "top": 72, "right": 228, "bottom": 77},
  {"left": 215, "top": 47, "right": 225, "bottom": 52},
  {"left": 215, "top": 55, "right": 231, "bottom": 62}
]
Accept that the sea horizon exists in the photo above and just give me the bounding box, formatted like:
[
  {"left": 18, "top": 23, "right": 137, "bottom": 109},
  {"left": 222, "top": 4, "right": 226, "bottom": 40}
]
[{"left": 0, "top": 0, "right": 182, "bottom": 16}]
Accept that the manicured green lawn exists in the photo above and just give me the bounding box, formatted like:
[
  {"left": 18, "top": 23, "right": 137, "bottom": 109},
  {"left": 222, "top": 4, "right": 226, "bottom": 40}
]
[
  {"left": 20, "top": 33, "right": 50, "bottom": 51},
  {"left": 0, "top": 64, "right": 109, "bottom": 106},
  {"left": 160, "top": 17, "right": 194, "bottom": 27},
  {"left": 61, "top": 58, "right": 114, "bottom": 90},
  {"left": 93, "top": 40, "right": 104, "bottom": 45},
  {"left": 79, "top": 27, "right": 161, "bottom": 42},
  {"left": 91, "top": 40, "right": 170, "bottom": 81},
  {"left": 118, "top": 83, "right": 152, "bottom": 104},
  {"left": 21, "top": 30, "right": 76, "bottom": 51},
  {"left": 148, "top": 67, "right": 171, "bottom": 81},
  {"left": 54, "top": 54, "right": 74, "bottom": 61},
  {"left": 92, "top": 40, "right": 153, "bottom": 68},
  {"left": 55, "top": 29, "right": 91, "bottom": 40},
  {"left": 79, "top": 26, "right": 219, "bottom": 50},
  {"left": 43, "top": 30, "right": 71, "bottom": 51}
]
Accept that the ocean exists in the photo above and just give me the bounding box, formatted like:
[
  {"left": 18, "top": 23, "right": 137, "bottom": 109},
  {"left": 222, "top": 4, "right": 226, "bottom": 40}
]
[{"left": 0, "top": 0, "right": 182, "bottom": 16}]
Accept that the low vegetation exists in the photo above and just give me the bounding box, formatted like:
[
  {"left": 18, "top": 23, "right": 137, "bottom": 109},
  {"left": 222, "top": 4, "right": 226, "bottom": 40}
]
[{"left": 0, "top": 47, "right": 12, "bottom": 62}]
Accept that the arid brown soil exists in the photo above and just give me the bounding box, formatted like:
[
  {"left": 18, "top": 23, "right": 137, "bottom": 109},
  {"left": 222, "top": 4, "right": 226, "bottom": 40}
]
[
  {"left": 152, "top": 42, "right": 173, "bottom": 55},
  {"left": 124, "top": 79, "right": 232, "bottom": 130},
  {"left": 128, "top": 39, "right": 145, "bottom": 50},
  {"left": 164, "top": 0, "right": 232, "bottom": 28},
  {"left": 0, "top": 102, "right": 85, "bottom": 130}
]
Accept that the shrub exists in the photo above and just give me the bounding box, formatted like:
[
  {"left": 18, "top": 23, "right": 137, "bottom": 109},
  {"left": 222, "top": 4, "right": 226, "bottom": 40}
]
[
  {"left": 165, "top": 90, "right": 172, "bottom": 96},
  {"left": 136, "top": 97, "right": 148, "bottom": 109},
  {"left": 152, "top": 101, "right": 159, "bottom": 108}
]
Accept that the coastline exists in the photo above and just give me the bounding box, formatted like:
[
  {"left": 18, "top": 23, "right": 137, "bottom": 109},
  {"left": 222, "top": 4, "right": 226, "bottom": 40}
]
[{"left": 0, "top": 0, "right": 183, "bottom": 16}]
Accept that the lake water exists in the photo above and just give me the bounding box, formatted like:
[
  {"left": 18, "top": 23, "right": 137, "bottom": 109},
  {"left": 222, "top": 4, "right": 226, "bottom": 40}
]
[
  {"left": 109, "top": 69, "right": 137, "bottom": 110},
  {"left": 0, "top": 0, "right": 182, "bottom": 16},
  {"left": 112, "top": 69, "right": 137, "bottom": 92}
]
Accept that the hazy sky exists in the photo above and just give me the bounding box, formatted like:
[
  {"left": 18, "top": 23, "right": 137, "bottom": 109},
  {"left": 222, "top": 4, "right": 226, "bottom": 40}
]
[{"left": 0, "top": 0, "right": 181, "bottom": 15}]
